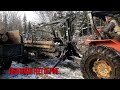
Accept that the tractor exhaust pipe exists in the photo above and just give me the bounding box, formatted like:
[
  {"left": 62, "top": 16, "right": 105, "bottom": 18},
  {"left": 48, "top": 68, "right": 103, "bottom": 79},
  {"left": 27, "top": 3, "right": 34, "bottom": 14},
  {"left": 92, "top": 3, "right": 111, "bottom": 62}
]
[{"left": 87, "top": 11, "right": 102, "bottom": 40}]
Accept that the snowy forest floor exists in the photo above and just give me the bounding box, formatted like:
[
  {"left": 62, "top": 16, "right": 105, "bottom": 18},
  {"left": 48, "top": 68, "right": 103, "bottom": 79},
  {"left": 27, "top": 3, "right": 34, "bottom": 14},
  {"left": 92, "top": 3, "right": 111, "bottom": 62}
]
[
  {"left": 0, "top": 35, "right": 95, "bottom": 79},
  {"left": 0, "top": 58, "right": 84, "bottom": 79}
]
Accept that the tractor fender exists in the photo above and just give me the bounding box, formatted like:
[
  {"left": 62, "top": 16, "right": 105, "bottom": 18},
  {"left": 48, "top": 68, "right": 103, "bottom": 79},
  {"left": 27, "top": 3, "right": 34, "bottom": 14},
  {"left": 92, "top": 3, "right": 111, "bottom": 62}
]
[{"left": 85, "top": 39, "right": 120, "bottom": 52}]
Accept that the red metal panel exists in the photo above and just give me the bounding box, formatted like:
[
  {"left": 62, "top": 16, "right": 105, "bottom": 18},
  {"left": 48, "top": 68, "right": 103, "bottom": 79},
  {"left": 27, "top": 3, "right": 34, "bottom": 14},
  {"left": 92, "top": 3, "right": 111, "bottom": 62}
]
[{"left": 85, "top": 39, "right": 120, "bottom": 52}]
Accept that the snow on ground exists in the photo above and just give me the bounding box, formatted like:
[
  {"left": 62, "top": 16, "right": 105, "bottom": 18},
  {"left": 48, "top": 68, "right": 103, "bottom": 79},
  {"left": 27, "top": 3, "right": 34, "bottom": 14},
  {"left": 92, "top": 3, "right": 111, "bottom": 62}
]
[
  {"left": 0, "top": 36, "right": 90, "bottom": 79},
  {"left": 0, "top": 62, "right": 38, "bottom": 79},
  {"left": 45, "top": 59, "right": 84, "bottom": 79},
  {"left": 48, "top": 67, "right": 84, "bottom": 79},
  {"left": 0, "top": 58, "right": 84, "bottom": 79}
]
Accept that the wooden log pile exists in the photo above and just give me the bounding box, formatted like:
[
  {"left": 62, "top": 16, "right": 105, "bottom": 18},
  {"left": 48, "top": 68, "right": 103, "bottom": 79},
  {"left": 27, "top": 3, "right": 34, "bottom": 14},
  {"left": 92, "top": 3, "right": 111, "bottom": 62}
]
[
  {"left": 0, "top": 29, "right": 21, "bottom": 44},
  {"left": 24, "top": 40, "right": 55, "bottom": 49},
  {"left": 7, "top": 30, "right": 21, "bottom": 44},
  {"left": 24, "top": 40, "right": 60, "bottom": 59}
]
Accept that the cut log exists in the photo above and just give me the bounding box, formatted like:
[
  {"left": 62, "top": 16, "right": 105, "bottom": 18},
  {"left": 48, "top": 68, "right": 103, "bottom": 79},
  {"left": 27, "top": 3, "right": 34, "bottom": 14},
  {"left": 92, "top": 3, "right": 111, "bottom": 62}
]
[
  {"left": 24, "top": 44, "right": 54, "bottom": 49},
  {"left": 24, "top": 40, "right": 54, "bottom": 45},
  {"left": 24, "top": 40, "right": 32, "bottom": 44},
  {"left": 41, "top": 48, "right": 56, "bottom": 53},
  {"left": 2, "top": 34, "right": 8, "bottom": 42},
  {"left": 7, "top": 30, "right": 21, "bottom": 44},
  {"left": 0, "top": 29, "right": 8, "bottom": 42},
  {"left": 33, "top": 41, "right": 54, "bottom": 45}
]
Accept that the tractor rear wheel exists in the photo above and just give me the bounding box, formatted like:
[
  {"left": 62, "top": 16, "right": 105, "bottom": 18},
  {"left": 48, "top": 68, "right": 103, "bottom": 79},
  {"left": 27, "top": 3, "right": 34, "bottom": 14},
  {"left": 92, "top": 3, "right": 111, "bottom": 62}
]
[{"left": 80, "top": 46, "right": 120, "bottom": 79}]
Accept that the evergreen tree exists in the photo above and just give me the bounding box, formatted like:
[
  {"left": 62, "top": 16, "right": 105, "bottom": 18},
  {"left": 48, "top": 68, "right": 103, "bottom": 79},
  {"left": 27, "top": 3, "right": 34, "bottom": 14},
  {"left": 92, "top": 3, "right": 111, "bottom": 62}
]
[
  {"left": 23, "top": 14, "right": 27, "bottom": 33},
  {"left": 3, "top": 14, "right": 8, "bottom": 31},
  {"left": 28, "top": 21, "right": 32, "bottom": 33}
]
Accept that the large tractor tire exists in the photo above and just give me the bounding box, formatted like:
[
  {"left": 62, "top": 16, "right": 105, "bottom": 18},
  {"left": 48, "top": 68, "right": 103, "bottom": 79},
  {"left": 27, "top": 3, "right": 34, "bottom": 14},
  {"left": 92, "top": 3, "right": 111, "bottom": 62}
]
[{"left": 80, "top": 46, "right": 120, "bottom": 79}]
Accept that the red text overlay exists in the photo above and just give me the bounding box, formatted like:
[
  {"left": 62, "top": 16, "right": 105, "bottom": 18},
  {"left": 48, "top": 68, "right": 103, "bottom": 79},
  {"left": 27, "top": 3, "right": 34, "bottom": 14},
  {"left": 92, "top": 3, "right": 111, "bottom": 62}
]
[{"left": 9, "top": 68, "right": 58, "bottom": 75}]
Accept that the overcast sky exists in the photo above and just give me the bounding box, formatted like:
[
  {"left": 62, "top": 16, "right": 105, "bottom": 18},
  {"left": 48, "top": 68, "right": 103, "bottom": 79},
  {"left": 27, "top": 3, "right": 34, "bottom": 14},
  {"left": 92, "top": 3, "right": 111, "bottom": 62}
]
[{"left": 20, "top": 11, "right": 39, "bottom": 22}]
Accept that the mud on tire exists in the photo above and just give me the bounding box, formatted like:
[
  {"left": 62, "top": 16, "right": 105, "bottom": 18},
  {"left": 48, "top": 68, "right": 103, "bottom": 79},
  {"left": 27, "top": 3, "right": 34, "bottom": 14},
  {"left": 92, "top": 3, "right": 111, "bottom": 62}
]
[{"left": 80, "top": 46, "right": 120, "bottom": 79}]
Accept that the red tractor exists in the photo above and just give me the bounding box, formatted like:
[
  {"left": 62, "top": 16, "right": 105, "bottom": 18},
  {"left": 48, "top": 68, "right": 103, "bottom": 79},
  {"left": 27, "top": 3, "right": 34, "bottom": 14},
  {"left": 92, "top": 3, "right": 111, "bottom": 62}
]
[{"left": 80, "top": 11, "right": 120, "bottom": 79}]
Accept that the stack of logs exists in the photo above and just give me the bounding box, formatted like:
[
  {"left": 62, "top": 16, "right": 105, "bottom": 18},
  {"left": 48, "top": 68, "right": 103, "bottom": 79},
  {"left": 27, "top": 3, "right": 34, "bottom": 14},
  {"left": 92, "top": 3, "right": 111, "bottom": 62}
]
[
  {"left": 0, "top": 29, "right": 21, "bottom": 44},
  {"left": 24, "top": 40, "right": 59, "bottom": 59}
]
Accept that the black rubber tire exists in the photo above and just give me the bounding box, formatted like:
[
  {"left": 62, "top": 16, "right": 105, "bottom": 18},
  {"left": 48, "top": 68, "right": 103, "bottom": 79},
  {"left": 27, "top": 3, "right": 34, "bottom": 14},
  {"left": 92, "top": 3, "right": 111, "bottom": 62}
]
[
  {"left": 80, "top": 46, "right": 120, "bottom": 79},
  {"left": 21, "top": 50, "right": 32, "bottom": 64},
  {"left": 2, "top": 60, "right": 12, "bottom": 70}
]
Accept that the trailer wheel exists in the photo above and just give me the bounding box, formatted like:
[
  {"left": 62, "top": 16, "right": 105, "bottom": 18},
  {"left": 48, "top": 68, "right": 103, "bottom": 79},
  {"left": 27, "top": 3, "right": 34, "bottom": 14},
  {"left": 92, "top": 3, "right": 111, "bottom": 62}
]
[
  {"left": 80, "top": 46, "right": 120, "bottom": 79},
  {"left": 0, "top": 59, "right": 12, "bottom": 71},
  {"left": 2, "top": 60, "right": 12, "bottom": 70},
  {"left": 21, "top": 50, "right": 31, "bottom": 64}
]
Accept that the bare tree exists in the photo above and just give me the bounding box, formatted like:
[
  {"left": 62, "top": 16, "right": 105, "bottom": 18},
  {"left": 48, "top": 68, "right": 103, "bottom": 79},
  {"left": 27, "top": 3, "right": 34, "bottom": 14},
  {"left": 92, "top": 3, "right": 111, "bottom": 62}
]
[
  {"left": 2, "top": 11, "right": 23, "bottom": 34},
  {"left": 34, "top": 11, "right": 57, "bottom": 23},
  {"left": 0, "top": 12, "right": 3, "bottom": 30},
  {"left": 45, "top": 11, "right": 56, "bottom": 22},
  {"left": 34, "top": 11, "right": 47, "bottom": 23},
  {"left": 2, "top": 12, "right": 8, "bottom": 31}
]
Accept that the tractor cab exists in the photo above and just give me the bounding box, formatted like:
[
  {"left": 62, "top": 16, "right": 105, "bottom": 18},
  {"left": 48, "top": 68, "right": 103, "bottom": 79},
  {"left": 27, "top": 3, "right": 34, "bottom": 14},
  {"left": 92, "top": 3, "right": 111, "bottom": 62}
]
[
  {"left": 80, "top": 11, "right": 120, "bottom": 79},
  {"left": 90, "top": 11, "right": 120, "bottom": 38},
  {"left": 85, "top": 11, "right": 120, "bottom": 52}
]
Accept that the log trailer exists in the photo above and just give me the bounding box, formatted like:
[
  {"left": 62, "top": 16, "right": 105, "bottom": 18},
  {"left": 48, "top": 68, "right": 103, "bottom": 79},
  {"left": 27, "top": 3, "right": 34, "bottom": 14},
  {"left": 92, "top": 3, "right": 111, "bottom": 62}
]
[{"left": 0, "top": 30, "right": 24, "bottom": 71}]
